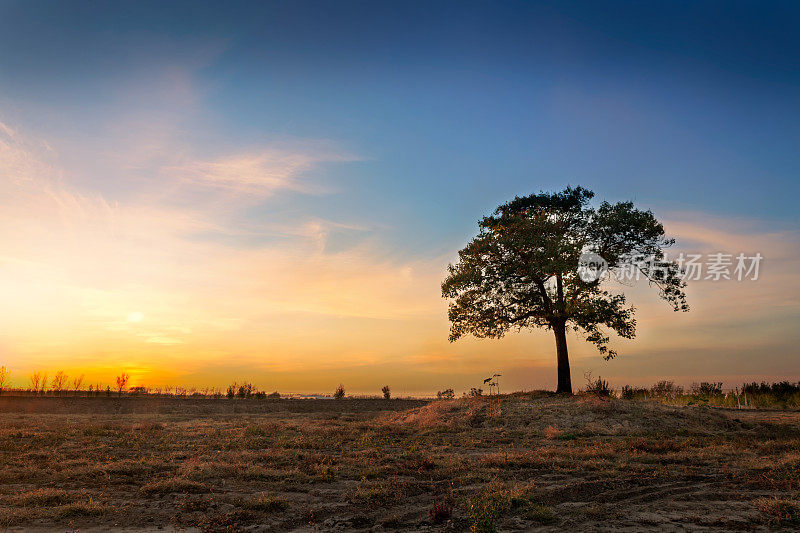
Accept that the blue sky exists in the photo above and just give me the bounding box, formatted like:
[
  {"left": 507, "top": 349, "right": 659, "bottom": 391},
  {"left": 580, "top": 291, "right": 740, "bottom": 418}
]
[{"left": 0, "top": 1, "right": 798, "bottom": 392}]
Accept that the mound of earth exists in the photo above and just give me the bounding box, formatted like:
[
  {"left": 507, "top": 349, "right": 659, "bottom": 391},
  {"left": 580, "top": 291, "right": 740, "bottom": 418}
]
[{"left": 389, "top": 393, "right": 750, "bottom": 437}]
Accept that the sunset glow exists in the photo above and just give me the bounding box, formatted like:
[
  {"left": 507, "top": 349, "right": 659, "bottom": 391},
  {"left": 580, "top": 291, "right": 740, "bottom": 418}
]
[{"left": 1, "top": 1, "right": 798, "bottom": 395}]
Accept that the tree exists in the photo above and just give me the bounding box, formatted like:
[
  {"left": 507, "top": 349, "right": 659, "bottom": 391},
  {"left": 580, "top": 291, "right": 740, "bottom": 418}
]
[
  {"left": 333, "top": 384, "right": 345, "bottom": 400},
  {"left": 437, "top": 388, "right": 455, "bottom": 400},
  {"left": 381, "top": 385, "right": 391, "bottom": 400},
  {"left": 0, "top": 366, "right": 9, "bottom": 395},
  {"left": 51, "top": 371, "right": 68, "bottom": 394},
  {"left": 442, "top": 187, "right": 687, "bottom": 394},
  {"left": 72, "top": 374, "right": 84, "bottom": 394},
  {"left": 116, "top": 372, "right": 130, "bottom": 395},
  {"left": 29, "top": 371, "right": 41, "bottom": 393},
  {"left": 30, "top": 371, "right": 48, "bottom": 394}
]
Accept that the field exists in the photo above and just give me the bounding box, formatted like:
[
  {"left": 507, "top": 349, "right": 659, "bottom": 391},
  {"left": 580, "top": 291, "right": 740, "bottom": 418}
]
[{"left": 1, "top": 394, "right": 799, "bottom": 532}]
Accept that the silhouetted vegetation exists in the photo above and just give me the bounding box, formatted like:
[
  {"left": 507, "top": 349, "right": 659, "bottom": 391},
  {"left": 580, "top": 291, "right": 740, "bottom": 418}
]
[
  {"left": 436, "top": 388, "right": 455, "bottom": 400},
  {"left": 0, "top": 366, "right": 9, "bottom": 395},
  {"left": 382, "top": 385, "right": 391, "bottom": 400},
  {"left": 115, "top": 372, "right": 129, "bottom": 395},
  {"left": 616, "top": 380, "right": 800, "bottom": 409},
  {"left": 442, "top": 187, "right": 688, "bottom": 394},
  {"left": 583, "top": 373, "right": 612, "bottom": 397},
  {"left": 334, "top": 384, "right": 346, "bottom": 400}
]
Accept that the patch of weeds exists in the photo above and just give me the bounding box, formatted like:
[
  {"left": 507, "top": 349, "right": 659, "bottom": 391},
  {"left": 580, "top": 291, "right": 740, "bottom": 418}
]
[
  {"left": 523, "top": 504, "right": 555, "bottom": 524},
  {"left": 351, "top": 477, "right": 408, "bottom": 506},
  {"left": 404, "top": 456, "right": 437, "bottom": 472},
  {"left": 429, "top": 499, "right": 454, "bottom": 524},
  {"left": 180, "top": 496, "right": 214, "bottom": 513},
  {"left": 17, "top": 488, "right": 72, "bottom": 506},
  {"left": 235, "top": 492, "right": 288, "bottom": 513},
  {"left": 467, "top": 482, "right": 533, "bottom": 532},
  {"left": 196, "top": 509, "right": 254, "bottom": 533},
  {"left": 141, "top": 478, "right": 210, "bottom": 495},
  {"left": 544, "top": 425, "right": 562, "bottom": 439},
  {"left": 755, "top": 497, "right": 800, "bottom": 525},
  {"left": 316, "top": 465, "right": 336, "bottom": 482},
  {"left": 0, "top": 507, "right": 35, "bottom": 527},
  {"left": 56, "top": 500, "right": 106, "bottom": 518}
]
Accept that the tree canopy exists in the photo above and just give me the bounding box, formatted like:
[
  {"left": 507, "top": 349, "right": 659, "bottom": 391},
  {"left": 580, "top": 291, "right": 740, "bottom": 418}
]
[{"left": 442, "top": 186, "right": 688, "bottom": 393}]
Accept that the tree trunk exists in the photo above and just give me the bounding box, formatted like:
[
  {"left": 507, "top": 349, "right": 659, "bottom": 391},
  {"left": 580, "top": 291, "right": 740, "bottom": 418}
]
[{"left": 553, "top": 321, "right": 572, "bottom": 394}]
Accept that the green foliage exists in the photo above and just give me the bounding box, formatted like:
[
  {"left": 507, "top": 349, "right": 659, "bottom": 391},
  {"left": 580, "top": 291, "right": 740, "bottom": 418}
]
[
  {"left": 467, "top": 483, "right": 540, "bottom": 532},
  {"left": 742, "top": 382, "right": 800, "bottom": 407}
]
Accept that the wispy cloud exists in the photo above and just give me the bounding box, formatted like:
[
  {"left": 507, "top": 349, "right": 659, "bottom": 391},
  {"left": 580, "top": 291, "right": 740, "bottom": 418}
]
[{"left": 165, "top": 148, "right": 356, "bottom": 197}]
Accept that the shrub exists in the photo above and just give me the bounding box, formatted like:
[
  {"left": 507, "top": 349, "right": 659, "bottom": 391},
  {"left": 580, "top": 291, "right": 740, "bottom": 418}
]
[
  {"left": 469, "top": 387, "right": 483, "bottom": 397},
  {"left": 742, "top": 381, "right": 800, "bottom": 407},
  {"left": 437, "top": 388, "right": 455, "bottom": 400},
  {"left": 429, "top": 500, "right": 453, "bottom": 524},
  {"left": 267, "top": 391, "right": 280, "bottom": 399},
  {"left": 382, "top": 385, "right": 391, "bottom": 400},
  {"left": 334, "top": 384, "right": 345, "bottom": 400},
  {"left": 620, "top": 385, "right": 648, "bottom": 400},
  {"left": 650, "top": 380, "right": 683, "bottom": 399},
  {"left": 468, "top": 488, "right": 509, "bottom": 532},
  {"left": 237, "top": 382, "right": 255, "bottom": 399},
  {"left": 584, "top": 374, "right": 611, "bottom": 397},
  {"left": 227, "top": 383, "right": 236, "bottom": 399},
  {"left": 691, "top": 382, "right": 723, "bottom": 396}
]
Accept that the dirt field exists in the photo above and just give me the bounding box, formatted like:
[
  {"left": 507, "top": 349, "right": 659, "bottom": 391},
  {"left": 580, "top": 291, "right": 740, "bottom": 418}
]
[{"left": 1, "top": 393, "right": 799, "bottom": 532}]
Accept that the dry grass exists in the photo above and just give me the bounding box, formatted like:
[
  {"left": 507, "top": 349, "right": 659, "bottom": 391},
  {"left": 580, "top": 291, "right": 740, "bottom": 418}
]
[{"left": 0, "top": 394, "right": 798, "bottom": 531}]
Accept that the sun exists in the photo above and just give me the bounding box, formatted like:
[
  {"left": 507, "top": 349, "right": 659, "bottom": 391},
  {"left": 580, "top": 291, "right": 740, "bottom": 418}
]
[{"left": 126, "top": 311, "right": 144, "bottom": 323}]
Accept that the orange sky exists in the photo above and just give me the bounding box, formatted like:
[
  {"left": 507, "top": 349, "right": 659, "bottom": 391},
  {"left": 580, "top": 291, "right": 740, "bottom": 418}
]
[{"left": 1, "top": 117, "right": 799, "bottom": 395}]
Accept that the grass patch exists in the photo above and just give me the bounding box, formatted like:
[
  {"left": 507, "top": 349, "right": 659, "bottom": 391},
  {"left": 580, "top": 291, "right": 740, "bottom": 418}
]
[
  {"left": 17, "top": 488, "right": 73, "bottom": 506},
  {"left": 755, "top": 497, "right": 800, "bottom": 525},
  {"left": 235, "top": 492, "right": 289, "bottom": 513},
  {"left": 140, "top": 478, "right": 210, "bottom": 495}
]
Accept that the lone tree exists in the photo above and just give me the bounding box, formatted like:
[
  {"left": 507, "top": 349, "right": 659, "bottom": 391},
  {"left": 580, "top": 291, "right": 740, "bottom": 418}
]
[
  {"left": 116, "top": 372, "right": 130, "bottom": 395},
  {"left": 442, "top": 187, "right": 688, "bottom": 394}
]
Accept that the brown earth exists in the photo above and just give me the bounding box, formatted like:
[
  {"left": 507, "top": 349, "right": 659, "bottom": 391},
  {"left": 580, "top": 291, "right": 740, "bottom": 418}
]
[{"left": 1, "top": 393, "right": 798, "bottom": 532}]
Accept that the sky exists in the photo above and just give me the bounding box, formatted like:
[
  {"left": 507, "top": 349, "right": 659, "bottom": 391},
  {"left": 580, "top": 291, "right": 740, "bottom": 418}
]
[{"left": 0, "top": 0, "right": 798, "bottom": 395}]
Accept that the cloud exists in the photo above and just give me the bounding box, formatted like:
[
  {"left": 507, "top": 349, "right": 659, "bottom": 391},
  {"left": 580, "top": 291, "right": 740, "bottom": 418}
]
[
  {"left": 1, "top": 112, "right": 798, "bottom": 394},
  {"left": 165, "top": 148, "right": 356, "bottom": 197}
]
